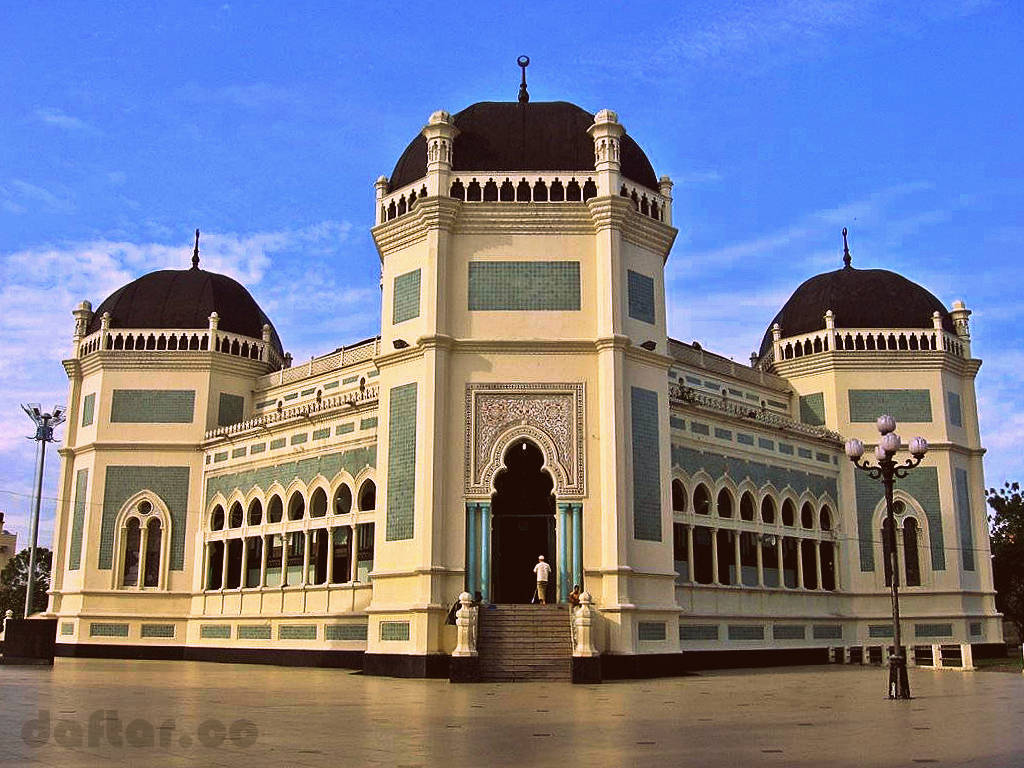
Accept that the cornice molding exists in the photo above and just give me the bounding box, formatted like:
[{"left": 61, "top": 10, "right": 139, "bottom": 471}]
[
  {"left": 771, "top": 351, "right": 982, "bottom": 378},
  {"left": 69, "top": 350, "right": 271, "bottom": 378}
]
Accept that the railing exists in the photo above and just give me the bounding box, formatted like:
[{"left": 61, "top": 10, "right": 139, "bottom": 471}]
[
  {"left": 77, "top": 326, "right": 285, "bottom": 369},
  {"left": 255, "top": 338, "right": 380, "bottom": 389},
  {"left": 204, "top": 384, "right": 379, "bottom": 440},
  {"left": 669, "top": 384, "right": 845, "bottom": 444},
  {"left": 452, "top": 592, "right": 479, "bottom": 657},
  {"left": 771, "top": 327, "right": 966, "bottom": 363},
  {"left": 377, "top": 172, "right": 670, "bottom": 225},
  {"left": 572, "top": 592, "right": 598, "bottom": 657}
]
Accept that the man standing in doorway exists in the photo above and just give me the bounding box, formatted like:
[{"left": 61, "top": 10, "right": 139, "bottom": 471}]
[{"left": 533, "top": 555, "right": 551, "bottom": 604}]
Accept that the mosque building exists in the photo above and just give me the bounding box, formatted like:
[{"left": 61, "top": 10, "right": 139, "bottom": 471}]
[{"left": 44, "top": 66, "right": 999, "bottom": 679}]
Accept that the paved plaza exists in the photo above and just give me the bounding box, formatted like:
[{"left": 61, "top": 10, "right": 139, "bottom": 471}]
[{"left": 1, "top": 659, "right": 1023, "bottom": 767}]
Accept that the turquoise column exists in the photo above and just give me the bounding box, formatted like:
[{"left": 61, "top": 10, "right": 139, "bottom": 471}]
[
  {"left": 558, "top": 503, "right": 570, "bottom": 602},
  {"left": 572, "top": 504, "right": 583, "bottom": 589},
  {"left": 480, "top": 502, "right": 492, "bottom": 603},
  {"left": 466, "top": 503, "right": 478, "bottom": 596}
]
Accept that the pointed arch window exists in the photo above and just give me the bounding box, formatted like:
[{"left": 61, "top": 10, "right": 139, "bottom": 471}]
[{"left": 115, "top": 495, "right": 170, "bottom": 590}]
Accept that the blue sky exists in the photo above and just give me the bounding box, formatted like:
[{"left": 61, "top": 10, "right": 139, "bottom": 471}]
[{"left": 0, "top": 1, "right": 1020, "bottom": 548}]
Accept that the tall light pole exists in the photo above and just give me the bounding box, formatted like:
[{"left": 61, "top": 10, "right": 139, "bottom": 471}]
[
  {"left": 845, "top": 415, "right": 928, "bottom": 700},
  {"left": 21, "top": 403, "right": 65, "bottom": 618}
]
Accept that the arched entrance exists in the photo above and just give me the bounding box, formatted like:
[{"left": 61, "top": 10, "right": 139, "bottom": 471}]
[{"left": 491, "top": 439, "right": 556, "bottom": 603}]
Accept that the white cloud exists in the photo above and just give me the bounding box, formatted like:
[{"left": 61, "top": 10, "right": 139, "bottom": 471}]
[{"left": 32, "top": 108, "right": 93, "bottom": 132}]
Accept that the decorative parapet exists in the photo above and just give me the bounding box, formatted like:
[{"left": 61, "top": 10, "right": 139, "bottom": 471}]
[
  {"left": 254, "top": 337, "right": 380, "bottom": 389},
  {"left": 376, "top": 171, "right": 670, "bottom": 226},
  {"left": 764, "top": 325, "right": 967, "bottom": 367},
  {"left": 669, "top": 384, "right": 845, "bottom": 445},
  {"left": 204, "top": 384, "right": 379, "bottom": 441}
]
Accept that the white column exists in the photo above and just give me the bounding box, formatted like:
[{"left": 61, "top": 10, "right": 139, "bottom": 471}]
[
  {"left": 686, "top": 526, "right": 695, "bottom": 583},
  {"left": 756, "top": 536, "right": 764, "bottom": 587},
  {"left": 302, "top": 530, "right": 311, "bottom": 586},
  {"left": 280, "top": 534, "right": 289, "bottom": 587},
  {"left": 260, "top": 535, "right": 268, "bottom": 587},
  {"left": 201, "top": 541, "right": 211, "bottom": 591},
  {"left": 350, "top": 525, "right": 359, "bottom": 582},
  {"left": 733, "top": 531, "right": 741, "bottom": 586},
  {"left": 776, "top": 537, "right": 784, "bottom": 588},
  {"left": 239, "top": 537, "right": 249, "bottom": 589},
  {"left": 138, "top": 525, "right": 149, "bottom": 590},
  {"left": 815, "top": 540, "right": 823, "bottom": 591},
  {"left": 327, "top": 528, "right": 335, "bottom": 584},
  {"left": 711, "top": 528, "right": 720, "bottom": 585},
  {"left": 220, "top": 540, "right": 229, "bottom": 592},
  {"left": 796, "top": 538, "right": 805, "bottom": 590}
]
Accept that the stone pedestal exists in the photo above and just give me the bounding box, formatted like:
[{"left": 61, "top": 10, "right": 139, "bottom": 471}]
[{"left": 1, "top": 619, "right": 58, "bottom": 665}]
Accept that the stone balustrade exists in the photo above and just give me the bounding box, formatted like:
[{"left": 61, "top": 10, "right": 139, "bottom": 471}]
[{"left": 255, "top": 337, "right": 380, "bottom": 389}]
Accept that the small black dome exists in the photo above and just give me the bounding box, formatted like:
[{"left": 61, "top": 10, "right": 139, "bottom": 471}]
[
  {"left": 389, "top": 101, "right": 659, "bottom": 191},
  {"left": 88, "top": 268, "right": 283, "bottom": 356},
  {"left": 759, "top": 265, "right": 954, "bottom": 359}
]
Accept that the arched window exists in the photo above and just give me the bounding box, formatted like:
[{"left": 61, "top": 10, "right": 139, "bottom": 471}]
[
  {"left": 801, "top": 540, "right": 818, "bottom": 589},
  {"left": 229, "top": 502, "right": 243, "bottom": 529},
  {"left": 358, "top": 479, "right": 376, "bottom": 511},
  {"left": 122, "top": 519, "right": 141, "bottom": 587},
  {"left": 309, "top": 488, "right": 328, "bottom": 518},
  {"left": 288, "top": 491, "right": 305, "bottom": 521},
  {"left": 782, "top": 537, "right": 799, "bottom": 588},
  {"left": 693, "top": 484, "right": 711, "bottom": 515},
  {"left": 672, "top": 480, "right": 687, "bottom": 512},
  {"left": 882, "top": 518, "right": 897, "bottom": 587},
  {"left": 211, "top": 505, "right": 225, "bottom": 531},
  {"left": 800, "top": 502, "right": 814, "bottom": 529},
  {"left": 716, "top": 489, "right": 733, "bottom": 518},
  {"left": 245, "top": 537, "right": 263, "bottom": 588},
  {"left": 267, "top": 495, "right": 283, "bottom": 523},
  {"left": 781, "top": 499, "right": 796, "bottom": 526},
  {"left": 334, "top": 484, "right": 353, "bottom": 515},
  {"left": 143, "top": 518, "right": 162, "bottom": 587},
  {"left": 248, "top": 499, "right": 263, "bottom": 526},
  {"left": 903, "top": 518, "right": 922, "bottom": 587},
  {"left": 740, "top": 492, "right": 755, "bottom": 521},
  {"left": 820, "top": 505, "right": 832, "bottom": 531},
  {"left": 761, "top": 496, "right": 776, "bottom": 524},
  {"left": 692, "top": 526, "right": 714, "bottom": 584}
]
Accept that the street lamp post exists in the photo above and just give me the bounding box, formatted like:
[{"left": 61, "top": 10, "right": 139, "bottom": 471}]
[
  {"left": 845, "top": 415, "right": 928, "bottom": 700},
  {"left": 21, "top": 403, "right": 65, "bottom": 618}
]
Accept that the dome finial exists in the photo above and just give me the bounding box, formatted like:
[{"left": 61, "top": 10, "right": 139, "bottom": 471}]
[
  {"left": 842, "top": 227, "right": 851, "bottom": 268},
  {"left": 517, "top": 55, "right": 530, "bottom": 103},
  {"left": 191, "top": 228, "right": 201, "bottom": 270}
]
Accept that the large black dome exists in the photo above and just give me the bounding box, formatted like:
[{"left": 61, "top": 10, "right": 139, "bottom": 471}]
[
  {"left": 87, "top": 267, "right": 283, "bottom": 356},
  {"left": 389, "top": 101, "right": 659, "bottom": 191},
  {"left": 759, "top": 265, "right": 954, "bottom": 359}
]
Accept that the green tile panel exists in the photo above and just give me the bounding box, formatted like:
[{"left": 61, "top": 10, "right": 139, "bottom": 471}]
[
  {"left": 766, "top": 399, "right": 788, "bottom": 410},
  {"left": 100, "top": 466, "right": 189, "bottom": 570},
  {"left": 380, "top": 621, "right": 411, "bottom": 641},
  {"left": 626, "top": 269, "right": 656, "bottom": 324},
  {"left": 727, "top": 624, "right": 765, "bottom": 641},
  {"left": 758, "top": 438, "right": 775, "bottom": 451},
  {"left": 250, "top": 443, "right": 266, "bottom": 454},
  {"left": 386, "top": 383, "right": 418, "bottom": 541},
  {"left": 947, "top": 391, "right": 963, "bottom": 427},
  {"left": 367, "top": 370, "right": 378, "bottom": 377},
  {"left": 360, "top": 417, "right": 378, "bottom": 430},
  {"left": 141, "top": 624, "right": 175, "bottom": 639},
  {"left": 812, "top": 624, "right": 843, "bottom": 640},
  {"left": 737, "top": 433, "right": 754, "bottom": 446},
  {"left": 325, "top": 624, "right": 369, "bottom": 641},
  {"left": 954, "top": 467, "right": 975, "bottom": 571},
  {"left": 969, "top": 622, "right": 982, "bottom": 637},
  {"left": 68, "top": 468, "right": 88, "bottom": 570},
  {"left": 312, "top": 427, "right": 331, "bottom": 441},
  {"left": 218, "top": 393, "right": 244, "bottom": 427},
  {"left": 772, "top": 625, "right": 805, "bottom": 640},
  {"left": 60, "top": 622, "right": 74, "bottom": 636},
  {"left": 270, "top": 438, "right": 286, "bottom": 450},
  {"left": 110, "top": 389, "right": 195, "bottom": 423},
  {"left": 680, "top": 624, "right": 719, "bottom": 641},
  {"left": 231, "top": 447, "right": 246, "bottom": 459},
  {"left": 279, "top": 624, "right": 317, "bottom": 640},
  {"left": 669, "top": 415, "right": 686, "bottom": 430},
  {"left": 672, "top": 445, "right": 837, "bottom": 501},
  {"left": 290, "top": 432, "right": 308, "bottom": 445},
  {"left": 468, "top": 261, "right": 581, "bottom": 311},
  {"left": 200, "top": 624, "right": 231, "bottom": 639},
  {"left": 778, "top": 443, "right": 794, "bottom": 455},
  {"left": 90, "top": 622, "right": 129, "bottom": 638},
  {"left": 238, "top": 625, "right": 272, "bottom": 640},
  {"left": 336, "top": 423, "right": 355, "bottom": 435},
  {"left": 342, "top": 376, "right": 358, "bottom": 385},
  {"left": 323, "top": 380, "right": 339, "bottom": 390},
  {"left": 214, "top": 452, "right": 228, "bottom": 463},
  {"left": 393, "top": 268, "right": 422, "bottom": 324},
  {"left": 638, "top": 621, "right": 666, "bottom": 641},
  {"left": 799, "top": 393, "right": 826, "bottom": 426},
  {"left": 854, "top": 466, "right": 944, "bottom": 572},
  {"left": 868, "top": 624, "right": 894, "bottom": 638},
  {"left": 690, "top": 421, "right": 709, "bottom": 436},
  {"left": 631, "top": 387, "right": 662, "bottom": 541},
  {"left": 714, "top": 428, "right": 732, "bottom": 441},
  {"left": 300, "top": 388, "right": 315, "bottom": 397},
  {"left": 915, "top": 623, "right": 953, "bottom": 638},
  {"left": 848, "top": 389, "right": 932, "bottom": 423},
  {"left": 797, "top": 447, "right": 813, "bottom": 459},
  {"left": 204, "top": 445, "right": 377, "bottom": 507},
  {"left": 284, "top": 392, "right": 299, "bottom": 401},
  {"left": 81, "top": 393, "right": 95, "bottom": 427}
]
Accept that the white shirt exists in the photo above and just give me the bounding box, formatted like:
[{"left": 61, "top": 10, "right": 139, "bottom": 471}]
[{"left": 534, "top": 561, "right": 551, "bottom": 582}]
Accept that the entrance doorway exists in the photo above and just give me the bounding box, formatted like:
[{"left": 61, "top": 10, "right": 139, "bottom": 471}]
[{"left": 491, "top": 439, "right": 556, "bottom": 603}]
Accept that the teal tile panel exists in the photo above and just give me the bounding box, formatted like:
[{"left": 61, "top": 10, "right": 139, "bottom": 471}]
[
  {"left": 60, "top": 622, "right": 74, "bottom": 636},
  {"left": 90, "top": 622, "right": 129, "bottom": 638},
  {"left": 69, "top": 468, "right": 88, "bottom": 570},
  {"left": 813, "top": 624, "right": 843, "bottom": 640},
  {"left": 954, "top": 467, "right": 975, "bottom": 571},
  {"left": 690, "top": 421, "right": 709, "bottom": 436},
  {"left": 300, "top": 388, "right": 315, "bottom": 397},
  {"left": 81, "top": 393, "right": 95, "bottom": 427},
  {"left": 778, "top": 443, "right": 794, "bottom": 455},
  {"left": 336, "top": 423, "right": 355, "bottom": 435},
  {"left": 758, "top": 438, "right": 775, "bottom": 451},
  {"left": 214, "top": 452, "right": 228, "bottom": 463},
  {"left": 360, "top": 417, "right": 378, "bottom": 430},
  {"left": 766, "top": 399, "right": 787, "bottom": 410},
  {"left": 468, "top": 261, "right": 581, "bottom": 311},
  {"left": 868, "top": 624, "right": 893, "bottom": 638},
  {"left": 714, "top": 428, "right": 732, "bottom": 441},
  {"left": 854, "top": 466, "right": 944, "bottom": 572},
  {"left": 290, "top": 432, "right": 308, "bottom": 445},
  {"left": 312, "top": 427, "right": 331, "bottom": 440},
  {"left": 848, "top": 389, "right": 932, "bottom": 422},
  {"left": 238, "top": 625, "right": 272, "bottom": 640},
  {"left": 270, "top": 438, "right": 286, "bottom": 449},
  {"left": 728, "top": 624, "right": 765, "bottom": 640},
  {"left": 342, "top": 376, "right": 358, "bottom": 385},
  {"left": 200, "top": 624, "right": 231, "bottom": 639},
  {"left": 680, "top": 624, "right": 719, "bottom": 641},
  {"left": 799, "top": 393, "right": 825, "bottom": 426},
  {"left": 638, "top": 621, "right": 666, "bottom": 641},
  {"left": 231, "top": 447, "right": 246, "bottom": 459},
  {"left": 772, "top": 625, "right": 805, "bottom": 640},
  {"left": 386, "top": 383, "right": 418, "bottom": 541},
  {"left": 947, "top": 391, "right": 963, "bottom": 427},
  {"left": 737, "top": 433, "right": 754, "bottom": 446},
  {"left": 915, "top": 623, "right": 953, "bottom": 638},
  {"left": 110, "top": 389, "right": 195, "bottom": 423},
  {"left": 325, "top": 624, "right": 369, "bottom": 641},
  {"left": 250, "top": 443, "right": 266, "bottom": 454},
  {"left": 626, "top": 269, "right": 656, "bottom": 324},
  {"left": 969, "top": 622, "right": 982, "bottom": 637},
  {"left": 279, "top": 624, "right": 317, "bottom": 640},
  {"left": 669, "top": 415, "right": 685, "bottom": 430},
  {"left": 393, "top": 268, "right": 422, "bottom": 324},
  {"left": 100, "top": 466, "right": 189, "bottom": 570},
  {"left": 670, "top": 445, "right": 837, "bottom": 501},
  {"left": 367, "top": 370, "right": 379, "bottom": 378},
  {"left": 141, "top": 623, "right": 175, "bottom": 638},
  {"left": 798, "top": 447, "right": 813, "bottom": 459},
  {"left": 631, "top": 387, "right": 662, "bottom": 541},
  {"left": 380, "top": 621, "right": 410, "bottom": 641},
  {"left": 284, "top": 392, "right": 298, "bottom": 401},
  {"left": 218, "top": 393, "right": 244, "bottom": 427},
  {"left": 324, "top": 380, "right": 339, "bottom": 390}
]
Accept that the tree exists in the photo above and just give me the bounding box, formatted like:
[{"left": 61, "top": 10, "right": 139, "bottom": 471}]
[
  {"left": 987, "top": 482, "right": 1024, "bottom": 643},
  {"left": 0, "top": 547, "right": 51, "bottom": 618}
]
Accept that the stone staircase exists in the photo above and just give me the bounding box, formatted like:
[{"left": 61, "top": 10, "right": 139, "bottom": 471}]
[{"left": 477, "top": 604, "right": 572, "bottom": 682}]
